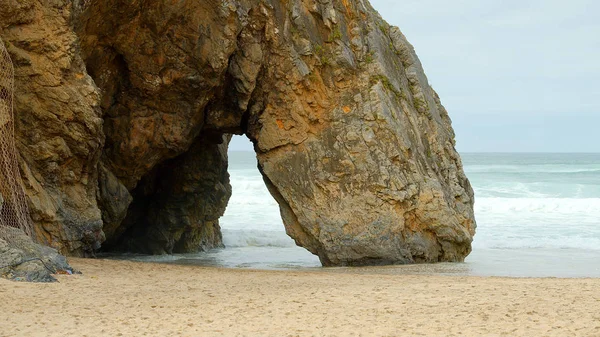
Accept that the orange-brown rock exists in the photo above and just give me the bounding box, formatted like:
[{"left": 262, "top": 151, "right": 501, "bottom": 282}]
[
  {"left": 1, "top": 0, "right": 104, "bottom": 255},
  {"left": 1, "top": 0, "right": 476, "bottom": 265}
]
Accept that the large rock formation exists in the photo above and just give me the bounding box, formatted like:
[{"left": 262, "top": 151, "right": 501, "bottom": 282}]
[
  {"left": 0, "top": 0, "right": 476, "bottom": 266},
  {"left": 0, "top": 0, "right": 104, "bottom": 255}
]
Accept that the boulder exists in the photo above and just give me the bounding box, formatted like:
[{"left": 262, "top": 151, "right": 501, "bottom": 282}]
[{"left": 0, "top": 225, "right": 74, "bottom": 282}]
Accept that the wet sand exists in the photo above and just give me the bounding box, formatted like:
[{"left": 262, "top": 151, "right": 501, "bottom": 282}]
[{"left": 1, "top": 258, "right": 599, "bottom": 336}]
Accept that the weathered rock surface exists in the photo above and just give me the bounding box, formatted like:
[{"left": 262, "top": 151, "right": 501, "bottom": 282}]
[
  {"left": 1, "top": 0, "right": 476, "bottom": 266},
  {"left": 1, "top": 198, "right": 74, "bottom": 282},
  {"left": 0, "top": 233, "right": 74, "bottom": 282},
  {"left": 103, "top": 134, "right": 231, "bottom": 254},
  {"left": 0, "top": 0, "right": 104, "bottom": 255}
]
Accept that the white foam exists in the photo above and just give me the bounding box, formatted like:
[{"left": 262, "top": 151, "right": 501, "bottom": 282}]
[
  {"left": 473, "top": 182, "right": 600, "bottom": 199},
  {"left": 222, "top": 229, "right": 297, "bottom": 248},
  {"left": 221, "top": 153, "right": 600, "bottom": 254},
  {"left": 465, "top": 165, "right": 600, "bottom": 174},
  {"left": 472, "top": 237, "right": 600, "bottom": 251},
  {"left": 475, "top": 197, "right": 600, "bottom": 214},
  {"left": 473, "top": 197, "right": 600, "bottom": 250}
]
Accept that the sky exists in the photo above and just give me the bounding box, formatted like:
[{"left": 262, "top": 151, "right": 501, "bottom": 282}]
[{"left": 229, "top": 0, "right": 599, "bottom": 152}]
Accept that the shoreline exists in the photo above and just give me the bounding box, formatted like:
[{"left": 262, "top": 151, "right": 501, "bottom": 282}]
[
  {"left": 102, "top": 246, "right": 600, "bottom": 279},
  {"left": 2, "top": 258, "right": 599, "bottom": 336}
]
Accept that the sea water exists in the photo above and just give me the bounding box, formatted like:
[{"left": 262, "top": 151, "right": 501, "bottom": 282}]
[
  {"left": 461, "top": 153, "right": 600, "bottom": 277},
  {"left": 132, "top": 152, "right": 600, "bottom": 277}
]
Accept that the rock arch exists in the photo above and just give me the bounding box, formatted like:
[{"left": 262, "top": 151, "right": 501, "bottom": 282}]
[
  {"left": 78, "top": 0, "right": 475, "bottom": 265},
  {"left": 2, "top": 0, "right": 475, "bottom": 265}
]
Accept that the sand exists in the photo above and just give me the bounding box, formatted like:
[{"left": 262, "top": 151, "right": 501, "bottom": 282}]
[{"left": 1, "top": 258, "right": 599, "bottom": 337}]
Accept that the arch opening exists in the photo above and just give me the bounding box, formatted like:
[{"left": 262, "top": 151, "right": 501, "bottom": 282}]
[
  {"left": 216, "top": 135, "right": 320, "bottom": 268},
  {"left": 99, "top": 134, "right": 319, "bottom": 268}
]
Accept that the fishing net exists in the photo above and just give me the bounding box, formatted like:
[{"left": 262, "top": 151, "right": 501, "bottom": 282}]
[{"left": 0, "top": 37, "right": 35, "bottom": 246}]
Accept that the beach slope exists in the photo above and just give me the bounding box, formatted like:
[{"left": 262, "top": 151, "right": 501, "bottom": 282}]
[{"left": 1, "top": 259, "right": 598, "bottom": 336}]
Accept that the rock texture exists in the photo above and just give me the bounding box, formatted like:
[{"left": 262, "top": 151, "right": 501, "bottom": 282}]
[
  {"left": 1, "top": 196, "right": 74, "bottom": 282},
  {"left": 103, "top": 134, "right": 231, "bottom": 254},
  {"left": 1, "top": 0, "right": 476, "bottom": 266},
  {"left": 0, "top": 0, "right": 104, "bottom": 255},
  {"left": 0, "top": 234, "right": 74, "bottom": 282}
]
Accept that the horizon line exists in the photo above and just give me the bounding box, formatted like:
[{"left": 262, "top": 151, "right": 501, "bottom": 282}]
[{"left": 228, "top": 150, "right": 600, "bottom": 154}]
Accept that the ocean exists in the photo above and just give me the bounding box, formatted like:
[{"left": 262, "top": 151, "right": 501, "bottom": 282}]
[{"left": 131, "top": 152, "right": 600, "bottom": 278}]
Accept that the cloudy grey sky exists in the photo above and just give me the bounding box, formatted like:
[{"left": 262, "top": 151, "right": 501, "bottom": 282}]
[{"left": 230, "top": 0, "right": 599, "bottom": 152}]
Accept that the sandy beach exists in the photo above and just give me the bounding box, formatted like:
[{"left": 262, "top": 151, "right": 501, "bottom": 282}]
[{"left": 0, "top": 259, "right": 598, "bottom": 336}]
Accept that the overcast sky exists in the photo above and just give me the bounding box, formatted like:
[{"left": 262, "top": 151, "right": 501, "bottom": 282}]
[{"left": 230, "top": 0, "right": 599, "bottom": 152}]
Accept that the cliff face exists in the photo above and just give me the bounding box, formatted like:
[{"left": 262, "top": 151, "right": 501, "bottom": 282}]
[
  {"left": 0, "top": 0, "right": 104, "bottom": 254},
  {"left": 0, "top": 0, "right": 476, "bottom": 265}
]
